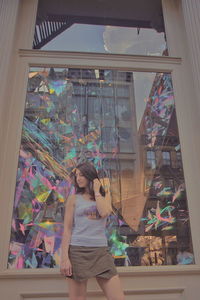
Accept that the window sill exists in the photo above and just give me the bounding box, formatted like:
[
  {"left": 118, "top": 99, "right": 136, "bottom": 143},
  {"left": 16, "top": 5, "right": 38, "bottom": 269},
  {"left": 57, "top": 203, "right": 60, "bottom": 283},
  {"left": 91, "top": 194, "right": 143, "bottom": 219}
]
[{"left": 0, "top": 265, "right": 200, "bottom": 279}]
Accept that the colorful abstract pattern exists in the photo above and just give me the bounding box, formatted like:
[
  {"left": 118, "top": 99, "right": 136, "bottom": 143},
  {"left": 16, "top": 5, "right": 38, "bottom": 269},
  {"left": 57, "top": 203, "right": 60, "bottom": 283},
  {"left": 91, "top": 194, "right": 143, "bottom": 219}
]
[
  {"left": 140, "top": 74, "right": 189, "bottom": 233},
  {"left": 8, "top": 68, "right": 122, "bottom": 268}
]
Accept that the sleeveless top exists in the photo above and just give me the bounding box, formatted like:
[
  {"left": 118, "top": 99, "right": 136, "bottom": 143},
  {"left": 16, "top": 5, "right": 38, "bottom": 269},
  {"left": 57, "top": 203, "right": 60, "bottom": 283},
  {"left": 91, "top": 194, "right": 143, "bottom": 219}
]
[{"left": 70, "top": 194, "right": 108, "bottom": 247}]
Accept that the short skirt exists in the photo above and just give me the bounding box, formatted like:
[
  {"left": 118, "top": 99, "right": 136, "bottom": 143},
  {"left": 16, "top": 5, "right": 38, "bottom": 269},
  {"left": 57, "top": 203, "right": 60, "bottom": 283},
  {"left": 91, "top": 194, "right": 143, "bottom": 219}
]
[{"left": 67, "top": 245, "right": 117, "bottom": 281}]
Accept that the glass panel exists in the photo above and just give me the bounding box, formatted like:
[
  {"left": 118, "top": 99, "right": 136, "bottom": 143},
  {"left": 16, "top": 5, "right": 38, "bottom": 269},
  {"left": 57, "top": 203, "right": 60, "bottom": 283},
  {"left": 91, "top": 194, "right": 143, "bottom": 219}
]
[
  {"left": 8, "top": 67, "right": 194, "bottom": 269},
  {"left": 33, "top": 0, "right": 167, "bottom": 56},
  {"left": 147, "top": 150, "right": 156, "bottom": 169},
  {"left": 162, "top": 151, "right": 171, "bottom": 166}
]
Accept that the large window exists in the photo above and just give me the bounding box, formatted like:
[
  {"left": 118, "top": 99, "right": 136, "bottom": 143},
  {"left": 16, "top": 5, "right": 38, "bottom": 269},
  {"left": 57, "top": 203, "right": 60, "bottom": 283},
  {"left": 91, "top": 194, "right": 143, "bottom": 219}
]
[{"left": 8, "top": 66, "right": 194, "bottom": 268}]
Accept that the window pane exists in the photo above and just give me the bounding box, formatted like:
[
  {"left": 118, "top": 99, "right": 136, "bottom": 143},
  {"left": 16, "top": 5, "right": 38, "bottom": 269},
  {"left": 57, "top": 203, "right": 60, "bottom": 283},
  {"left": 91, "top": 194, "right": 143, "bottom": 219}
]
[
  {"left": 8, "top": 68, "right": 194, "bottom": 269},
  {"left": 162, "top": 151, "right": 171, "bottom": 166},
  {"left": 175, "top": 151, "right": 182, "bottom": 168},
  {"left": 147, "top": 150, "right": 156, "bottom": 169},
  {"left": 33, "top": 0, "right": 167, "bottom": 56}
]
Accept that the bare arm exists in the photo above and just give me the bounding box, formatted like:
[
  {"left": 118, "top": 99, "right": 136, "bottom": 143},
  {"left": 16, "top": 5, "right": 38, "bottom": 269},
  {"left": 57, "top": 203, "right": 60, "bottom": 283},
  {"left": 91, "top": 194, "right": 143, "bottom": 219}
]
[
  {"left": 93, "top": 179, "right": 112, "bottom": 218},
  {"left": 60, "top": 194, "right": 75, "bottom": 276}
]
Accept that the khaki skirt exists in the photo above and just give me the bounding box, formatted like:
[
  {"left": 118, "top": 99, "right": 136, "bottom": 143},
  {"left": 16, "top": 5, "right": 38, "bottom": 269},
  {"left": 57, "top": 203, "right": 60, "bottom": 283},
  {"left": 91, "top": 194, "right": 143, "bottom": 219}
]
[{"left": 67, "top": 245, "right": 117, "bottom": 281}]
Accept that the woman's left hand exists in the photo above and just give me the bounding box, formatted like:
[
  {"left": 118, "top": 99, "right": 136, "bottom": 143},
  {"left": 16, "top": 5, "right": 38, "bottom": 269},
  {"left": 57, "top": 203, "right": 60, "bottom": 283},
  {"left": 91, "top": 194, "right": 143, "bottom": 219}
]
[{"left": 93, "top": 178, "right": 101, "bottom": 193}]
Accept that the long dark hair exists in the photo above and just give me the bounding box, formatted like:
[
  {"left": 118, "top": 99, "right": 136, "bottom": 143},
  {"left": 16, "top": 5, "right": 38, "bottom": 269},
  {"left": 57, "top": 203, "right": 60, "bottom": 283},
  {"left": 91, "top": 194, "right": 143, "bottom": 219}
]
[{"left": 72, "top": 162, "right": 105, "bottom": 200}]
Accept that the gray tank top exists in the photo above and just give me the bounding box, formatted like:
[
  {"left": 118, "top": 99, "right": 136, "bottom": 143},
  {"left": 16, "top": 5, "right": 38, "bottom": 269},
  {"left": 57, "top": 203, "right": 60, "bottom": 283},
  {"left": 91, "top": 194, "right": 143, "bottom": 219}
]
[{"left": 70, "top": 194, "right": 108, "bottom": 247}]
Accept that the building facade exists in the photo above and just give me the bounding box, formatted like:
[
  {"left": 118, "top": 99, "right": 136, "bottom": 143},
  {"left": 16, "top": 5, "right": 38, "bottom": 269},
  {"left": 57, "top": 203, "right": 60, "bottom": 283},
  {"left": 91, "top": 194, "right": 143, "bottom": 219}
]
[{"left": 1, "top": 0, "right": 200, "bottom": 299}]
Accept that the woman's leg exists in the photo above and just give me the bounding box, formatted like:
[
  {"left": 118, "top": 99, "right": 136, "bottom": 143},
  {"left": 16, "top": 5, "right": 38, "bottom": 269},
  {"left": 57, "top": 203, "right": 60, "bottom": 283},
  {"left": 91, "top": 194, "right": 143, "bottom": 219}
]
[
  {"left": 67, "top": 278, "right": 88, "bottom": 300},
  {"left": 96, "top": 274, "right": 125, "bottom": 300}
]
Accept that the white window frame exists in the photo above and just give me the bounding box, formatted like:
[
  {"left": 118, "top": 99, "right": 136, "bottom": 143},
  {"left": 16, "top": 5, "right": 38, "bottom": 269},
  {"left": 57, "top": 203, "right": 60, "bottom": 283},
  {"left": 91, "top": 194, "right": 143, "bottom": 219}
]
[{"left": 1, "top": 0, "right": 200, "bottom": 278}]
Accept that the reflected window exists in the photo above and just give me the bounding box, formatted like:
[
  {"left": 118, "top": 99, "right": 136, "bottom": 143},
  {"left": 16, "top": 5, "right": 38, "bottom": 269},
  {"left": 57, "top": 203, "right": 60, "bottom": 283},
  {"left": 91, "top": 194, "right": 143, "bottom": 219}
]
[
  {"left": 146, "top": 150, "right": 156, "bottom": 169},
  {"left": 162, "top": 151, "right": 171, "bottom": 166},
  {"left": 176, "top": 151, "right": 182, "bottom": 168},
  {"left": 33, "top": 0, "right": 167, "bottom": 56}
]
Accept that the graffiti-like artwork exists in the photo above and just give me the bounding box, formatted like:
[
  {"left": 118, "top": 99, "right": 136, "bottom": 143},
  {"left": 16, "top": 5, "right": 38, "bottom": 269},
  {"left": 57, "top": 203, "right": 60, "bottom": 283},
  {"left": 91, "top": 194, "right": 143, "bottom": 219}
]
[{"left": 8, "top": 68, "right": 194, "bottom": 269}]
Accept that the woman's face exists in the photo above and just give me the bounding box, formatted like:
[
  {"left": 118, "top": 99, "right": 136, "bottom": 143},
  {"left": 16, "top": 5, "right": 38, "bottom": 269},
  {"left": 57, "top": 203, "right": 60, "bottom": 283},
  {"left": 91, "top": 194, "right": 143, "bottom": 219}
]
[{"left": 75, "top": 169, "right": 89, "bottom": 188}]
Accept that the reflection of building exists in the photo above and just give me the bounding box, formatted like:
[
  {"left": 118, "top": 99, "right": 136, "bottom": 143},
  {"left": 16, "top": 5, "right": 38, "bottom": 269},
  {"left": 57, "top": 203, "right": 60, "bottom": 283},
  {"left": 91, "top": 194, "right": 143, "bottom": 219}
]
[
  {"left": 67, "top": 68, "right": 146, "bottom": 231},
  {"left": 27, "top": 67, "right": 141, "bottom": 231},
  {"left": 26, "top": 68, "right": 194, "bottom": 267},
  {"left": 137, "top": 73, "right": 193, "bottom": 264}
]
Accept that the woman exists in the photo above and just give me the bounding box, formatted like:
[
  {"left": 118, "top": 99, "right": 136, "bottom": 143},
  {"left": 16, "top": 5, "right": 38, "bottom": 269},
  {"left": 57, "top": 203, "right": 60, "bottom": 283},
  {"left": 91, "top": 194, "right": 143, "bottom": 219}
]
[{"left": 60, "top": 162, "right": 124, "bottom": 300}]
